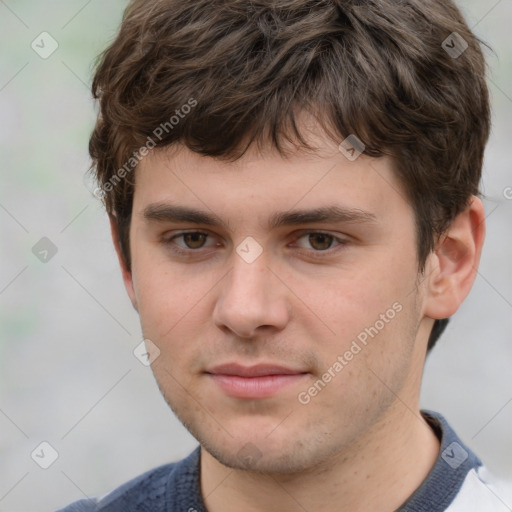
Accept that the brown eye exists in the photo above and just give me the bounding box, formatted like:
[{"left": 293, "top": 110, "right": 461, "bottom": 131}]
[
  {"left": 182, "top": 232, "right": 208, "bottom": 249},
  {"left": 291, "top": 231, "right": 348, "bottom": 258},
  {"left": 307, "top": 233, "right": 335, "bottom": 251}
]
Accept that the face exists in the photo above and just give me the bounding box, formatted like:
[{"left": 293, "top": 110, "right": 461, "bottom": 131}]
[{"left": 122, "top": 134, "right": 432, "bottom": 474}]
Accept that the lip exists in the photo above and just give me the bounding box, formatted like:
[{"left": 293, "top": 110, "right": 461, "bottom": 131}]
[
  {"left": 207, "top": 363, "right": 306, "bottom": 377},
  {"left": 205, "top": 363, "right": 308, "bottom": 399}
]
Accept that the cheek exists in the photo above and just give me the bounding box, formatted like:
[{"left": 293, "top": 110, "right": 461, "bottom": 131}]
[
  {"left": 134, "top": 269, "right": 207, "bottom": 393},
  {"left": 300, "top": 256, "right": 420, "bottom": 381},
  {"left": 302, "top": 295, "right": 420, "bottom": 433},
  {"left": 304, "top": 269, "right": 410, "bottom": 341},
  {"left": 131, "top": 252, "right": 204, "bottom": 340}
]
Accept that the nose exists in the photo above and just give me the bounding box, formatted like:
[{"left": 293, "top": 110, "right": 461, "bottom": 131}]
[{"left": 212, "top": 250, "right": 291, "bottom": 339}]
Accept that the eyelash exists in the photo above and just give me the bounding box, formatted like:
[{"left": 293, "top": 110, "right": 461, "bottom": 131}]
[{"left": 162, "top": 230, "right": 348, "bottom": 259}]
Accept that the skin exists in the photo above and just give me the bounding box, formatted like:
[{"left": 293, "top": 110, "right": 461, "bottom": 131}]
[{"left": 111, "top": 123, "right": 486, "bottom": 512}]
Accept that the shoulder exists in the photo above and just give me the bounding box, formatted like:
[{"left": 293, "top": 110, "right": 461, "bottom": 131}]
[
  {"left": 55, "top": 462, "right": 172, "bottom": 512},
  {"left": 398, "top": 410, "right": 512, "bottom": 512},
  {"left": 445, "top": 465, "right": 512, "bottom": 512},
  {"left": 55, "top": 447, "right": 203, "bottom": 512}
]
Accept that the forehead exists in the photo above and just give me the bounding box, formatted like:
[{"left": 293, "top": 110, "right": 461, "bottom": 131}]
[{"left": 133, "top": 140, "right": 412, "bottom": 230}]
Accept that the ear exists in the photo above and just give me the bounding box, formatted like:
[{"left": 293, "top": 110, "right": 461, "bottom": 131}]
[
  {"left": 423, "top": 196, "right": 486, "bottom": 320},
  {"left": 109, "top": 214, "right": 138, "bottom": 311}
]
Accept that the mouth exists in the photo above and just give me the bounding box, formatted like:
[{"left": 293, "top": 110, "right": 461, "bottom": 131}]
[{"left": 205, "top": 363, "right": 309, "bottom": 399}]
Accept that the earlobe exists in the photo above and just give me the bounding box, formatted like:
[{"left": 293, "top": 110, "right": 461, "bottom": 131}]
[
  {"left": 109, "top": 214, "right": 138, "bottom": 311},
  {"left": 423, "top": 196, "right": 486, "bottom": 320}
]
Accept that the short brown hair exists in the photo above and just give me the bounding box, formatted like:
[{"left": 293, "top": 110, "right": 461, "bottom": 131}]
[{"left": 89, "top": 0, "right": 490, "bottom": 351}]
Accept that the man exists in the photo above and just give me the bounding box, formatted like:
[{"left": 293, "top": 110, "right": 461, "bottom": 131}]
[{"left": 58, "top": 0, "right": 508, "bottom": 510}]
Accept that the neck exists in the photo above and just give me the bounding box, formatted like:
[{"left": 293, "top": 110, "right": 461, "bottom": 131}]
[{"left": 200, "top": 404, "right": 440, "bottom": 512}]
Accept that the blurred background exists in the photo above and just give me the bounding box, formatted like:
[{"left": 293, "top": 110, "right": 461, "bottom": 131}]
[{"left": 0, "top": 1, "right": 511, "bottom": 510}]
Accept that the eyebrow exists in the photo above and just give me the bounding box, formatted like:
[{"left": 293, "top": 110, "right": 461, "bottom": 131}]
[{"left": 142, "top": 203, "right": 377, "bottom": 231}]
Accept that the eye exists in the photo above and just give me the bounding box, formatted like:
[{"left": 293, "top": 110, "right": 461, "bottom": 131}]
[
  {"left": 178, "top": 232, "right": 209, "bottom": 249},
  {"left": 292, "top": 231, "right": 348, "bottom": 254},
  {"left": 164, "top": 231, "right": 218, "bottom": 253},
  {"left": 162, "top": 230, "right": 348, "bottom": 259}
]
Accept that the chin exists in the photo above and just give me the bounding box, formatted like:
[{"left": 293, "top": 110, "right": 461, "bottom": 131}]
[
  {"left": 204, "top": 441, "right": 317, "bottom": 474},
  {"left": 200, "top": 426, "right": 339, "bottom": 475}
]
